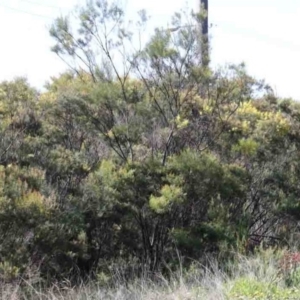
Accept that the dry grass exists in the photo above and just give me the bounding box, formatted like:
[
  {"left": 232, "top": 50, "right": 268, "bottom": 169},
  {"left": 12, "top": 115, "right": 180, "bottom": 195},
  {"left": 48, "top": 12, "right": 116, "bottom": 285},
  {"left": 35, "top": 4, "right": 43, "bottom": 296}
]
[{"left": 2, "top": 249, "right": 300, "bottom": 300}]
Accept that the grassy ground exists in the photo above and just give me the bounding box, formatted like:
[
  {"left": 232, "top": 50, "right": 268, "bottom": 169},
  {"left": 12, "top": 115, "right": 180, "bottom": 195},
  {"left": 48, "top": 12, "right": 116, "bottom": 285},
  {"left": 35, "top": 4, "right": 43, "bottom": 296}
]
[{"left": 3, "top": 249, "right": 300, "bottom": 300}]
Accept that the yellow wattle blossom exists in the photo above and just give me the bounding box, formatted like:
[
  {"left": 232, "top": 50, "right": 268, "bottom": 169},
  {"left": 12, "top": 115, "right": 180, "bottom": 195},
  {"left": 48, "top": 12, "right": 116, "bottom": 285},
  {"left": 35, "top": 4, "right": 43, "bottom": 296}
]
[
  {"left": 175, "top": 115, "right": 189, "bottom": 129},
  {"left": 237, "top": 101, "right": 263, "bottom": 119},
  {"left": 16, "top": 191, "right": 46, "bottom": 213}
]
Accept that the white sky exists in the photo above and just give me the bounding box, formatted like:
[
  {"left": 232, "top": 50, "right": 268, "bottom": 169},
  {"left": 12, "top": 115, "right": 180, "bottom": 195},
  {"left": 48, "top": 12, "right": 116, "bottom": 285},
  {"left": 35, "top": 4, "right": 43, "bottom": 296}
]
[{"left": 0, "top": 0, "right": 299, "bottom": 100}]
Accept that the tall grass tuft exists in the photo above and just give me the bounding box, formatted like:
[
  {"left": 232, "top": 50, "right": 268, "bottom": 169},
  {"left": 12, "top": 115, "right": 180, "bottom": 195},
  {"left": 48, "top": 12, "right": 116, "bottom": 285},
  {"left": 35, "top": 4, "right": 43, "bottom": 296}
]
[{"left": 3, "top": 248, "right": 300, "bottom": 299}]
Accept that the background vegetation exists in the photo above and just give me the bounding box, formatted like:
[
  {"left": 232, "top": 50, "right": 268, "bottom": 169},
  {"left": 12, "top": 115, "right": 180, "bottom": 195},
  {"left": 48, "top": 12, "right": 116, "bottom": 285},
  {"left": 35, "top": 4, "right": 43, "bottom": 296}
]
[{"left": 1, "top": 0, "right": 300, "bottom": 298}]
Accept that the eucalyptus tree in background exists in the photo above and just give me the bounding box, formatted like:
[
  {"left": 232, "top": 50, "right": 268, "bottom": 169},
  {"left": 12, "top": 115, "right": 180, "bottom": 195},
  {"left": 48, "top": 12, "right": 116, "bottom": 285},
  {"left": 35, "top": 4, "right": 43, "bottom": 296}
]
[{"left": 44, "top": 0, "right": 278, "bottom": 278}]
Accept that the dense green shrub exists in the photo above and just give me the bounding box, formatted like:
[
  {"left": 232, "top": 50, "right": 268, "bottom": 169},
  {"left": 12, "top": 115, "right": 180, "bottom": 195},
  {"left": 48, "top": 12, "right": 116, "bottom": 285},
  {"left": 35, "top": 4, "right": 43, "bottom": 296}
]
[{"left": 0, "top": 0, "right": 300, "bottom": 285}]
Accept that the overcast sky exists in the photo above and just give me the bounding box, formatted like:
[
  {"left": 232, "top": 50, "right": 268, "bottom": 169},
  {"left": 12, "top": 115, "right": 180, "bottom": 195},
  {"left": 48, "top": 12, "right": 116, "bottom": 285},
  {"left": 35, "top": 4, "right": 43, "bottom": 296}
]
[{"left": 0, "top": 0, "right": 299, "bottom": 100}]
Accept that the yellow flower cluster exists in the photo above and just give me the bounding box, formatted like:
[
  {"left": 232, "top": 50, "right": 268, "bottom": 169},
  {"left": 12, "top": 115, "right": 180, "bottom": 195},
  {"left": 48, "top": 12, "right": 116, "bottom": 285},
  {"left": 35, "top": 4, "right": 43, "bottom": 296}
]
[{"left": 237, "top": 101, "right": 263, "bottom": 119}]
